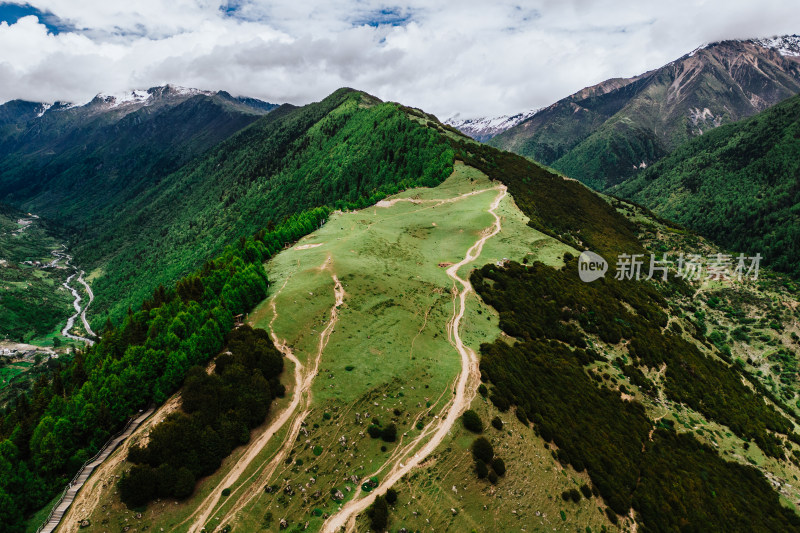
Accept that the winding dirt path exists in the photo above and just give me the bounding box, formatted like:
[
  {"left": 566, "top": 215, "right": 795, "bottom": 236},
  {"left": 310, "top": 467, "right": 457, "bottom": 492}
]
[
  {"left": 322, "top": 185, "right": 507, "bottom": 533},
  {"left": 185, "top": 259, "right": 346, "bottom": 532}
]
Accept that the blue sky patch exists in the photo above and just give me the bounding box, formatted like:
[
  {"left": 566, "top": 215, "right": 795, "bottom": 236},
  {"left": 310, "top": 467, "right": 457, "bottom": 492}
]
[
  {"left": 0, "top": 2, "right": 71, "bottom": 34},
  {"left": 354, "top": 7, "right": 414, "bottom": 28}
]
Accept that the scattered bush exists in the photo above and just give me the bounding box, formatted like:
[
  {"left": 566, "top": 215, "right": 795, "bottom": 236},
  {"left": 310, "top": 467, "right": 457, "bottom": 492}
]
[
  {"left": 367, "top": 495, "right": 389, "bottom": 531},
  {"left": 381, "top": 423, "right": 397, "bottom": 442},
  {"left": 462, "top": 410, "right": 483, "bottom": 433},
  {"left": 385, "top": 488, "right": 398, "bottom": 505},
  {"left": 119, "top": 465, "right": 158, "bottom": 507},
  {"left": 491, "top": 416, "right": 503, "bottom": 430},
  {"left": 471, "top": 437, "right": 494, "bottom": 464},
  {"left": 475, "top": 460, "right": 489, "bottom": 479},
  {"left": 491, "top": 458, "right": 506, "bottom": 476}
]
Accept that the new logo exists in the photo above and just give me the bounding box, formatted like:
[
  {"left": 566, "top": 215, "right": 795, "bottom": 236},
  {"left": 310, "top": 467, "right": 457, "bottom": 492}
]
[{"left": 578, "top": 251, "right": 607, "bottom": 282}]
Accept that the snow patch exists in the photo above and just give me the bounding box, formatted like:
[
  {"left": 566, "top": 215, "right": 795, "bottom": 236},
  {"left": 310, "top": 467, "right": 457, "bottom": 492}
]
[
  {"left": 687, "top": 43, "right": 709, "bottom": 57},
  {"left": 445, "top": 108, "right": 541, "bottom": 140},
  {"left": 167, "top": 85, "right": 213, "bottom": 96},
  {"left": 752, "top": 35, "right": 800, "bottom": 57},
  {"left": 96, "top": 89, "right": 152, "bottom": 108},
  {"left": 36, "top": 103, "right": 53, "bottom": 117}
]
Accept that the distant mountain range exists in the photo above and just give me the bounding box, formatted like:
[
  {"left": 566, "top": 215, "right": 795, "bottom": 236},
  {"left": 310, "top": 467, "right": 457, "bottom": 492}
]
[
  {"left": 444, "top": 109, "right": 538, "bottom": 142},
  {"left": 450, "top": 35, "right": 800, "bottom": 189},
  {"left": 0, "top": 84, "right": 277, "bottom": 223}
]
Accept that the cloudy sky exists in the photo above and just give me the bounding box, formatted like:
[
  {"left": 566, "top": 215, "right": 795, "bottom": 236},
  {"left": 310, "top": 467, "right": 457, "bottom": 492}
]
[{"left": 0, "top": 1, "right": 798, "bottom": 118}]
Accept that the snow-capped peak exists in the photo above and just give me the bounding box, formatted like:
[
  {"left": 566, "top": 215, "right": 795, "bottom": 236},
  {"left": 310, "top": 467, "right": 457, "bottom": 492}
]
[
  {"left": 165, "top": 84, "right": 213, "bottom": 96},
  {"left": 445, "top": 109, "right": 540, "bottom": 142},
  {"left": 91, "top": 85, "right": 216, "bottom": 108},
  {"left": 752, "top": 35, "right": 800, "bottom": 57},
  {"left": 96, "top": 89, "right": 152, "bottom": 108}
]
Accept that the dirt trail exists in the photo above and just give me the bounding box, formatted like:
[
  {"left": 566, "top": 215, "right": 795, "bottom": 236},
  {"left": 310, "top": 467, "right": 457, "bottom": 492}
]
[
  {"left": 322, "top": 185, "right": 507, "bottom": 533},
  {"left": 186, "top": 260, "right": 345, "bottom": 532},
  {"left": 295, "top": 242, "right": 324, "bottom": 250},
  {"left": 374, "top": 186, "right": 497, "bottom": 209}
]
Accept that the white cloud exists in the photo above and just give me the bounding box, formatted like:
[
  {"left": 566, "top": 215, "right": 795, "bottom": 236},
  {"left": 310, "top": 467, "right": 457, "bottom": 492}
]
[{"left": 0, "top": 0, "right": 799, "bottom": 117}]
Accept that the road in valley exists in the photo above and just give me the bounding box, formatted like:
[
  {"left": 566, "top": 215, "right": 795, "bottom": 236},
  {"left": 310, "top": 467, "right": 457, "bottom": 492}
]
[{"left": 52, "top": 248, "right": 96, "bottom": 345}]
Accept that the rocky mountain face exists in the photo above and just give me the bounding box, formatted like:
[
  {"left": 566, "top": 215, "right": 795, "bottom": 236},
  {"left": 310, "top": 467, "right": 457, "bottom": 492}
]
[{"left": 488, "top": 36, "right": 800, "bottom": 189}]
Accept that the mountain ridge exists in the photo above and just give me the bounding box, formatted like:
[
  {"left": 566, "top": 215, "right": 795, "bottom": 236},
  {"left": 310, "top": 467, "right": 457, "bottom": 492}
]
[
  {"left": 0, "top": 85, "right": 278, "bottom": 221},
  {"left": 487, "top": 35, "right": 800, "bottom": 189}
]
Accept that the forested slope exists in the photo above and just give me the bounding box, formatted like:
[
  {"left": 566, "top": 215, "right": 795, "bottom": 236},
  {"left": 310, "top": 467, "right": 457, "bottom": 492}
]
[
  {"left": 615, "top": 93, "right": 800, "bottom": 277},
  {"left": 472, "top": 240, "right": 800, "bottom": 531},
  {"left": 0, "top": 88, "right": 275, "bottom": 222},
  {"left": 64, "top": 89, "right": 453, "bottom": 324}
]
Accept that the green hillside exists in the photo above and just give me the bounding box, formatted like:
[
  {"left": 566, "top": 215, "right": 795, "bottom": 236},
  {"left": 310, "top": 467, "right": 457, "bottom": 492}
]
[
  {"left": 3, "top": 87, "right": 800, "bottom": 533},
  {"left": 68, "top": 89, "right": 454, "bottom": 324},
  {"left": 0, "top": 89, "right": 650, "bottom": 531},
  {"left": 0, "top": 203, "right": 72, "bottom": 342},
  {"left": 615, "top": 93, "right": 800, "bottom": 277}
]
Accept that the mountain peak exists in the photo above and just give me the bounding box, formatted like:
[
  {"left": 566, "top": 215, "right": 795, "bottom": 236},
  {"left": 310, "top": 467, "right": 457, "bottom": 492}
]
[
  {"left": 90, "top": 85, "right": 216, "bottom": 109},
  {"left": 488, "top": 34, "right": 800, "bottom": 189},
  {"left": 445, "top": 109, "right": 540, "bottom": 142},
  {"left": 751, "top": 34, "right": 800, "bottom": 57}
]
